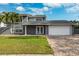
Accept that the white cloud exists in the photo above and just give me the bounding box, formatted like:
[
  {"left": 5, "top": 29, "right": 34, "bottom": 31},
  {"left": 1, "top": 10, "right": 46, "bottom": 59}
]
[
  {"left": 16, "top": 6, "right": 25, "bottom": 11},
  {"left": 43, "top": 3, "right": 61, "bottom": 8},
  {"left": 30, "top": 7, "right": 49, "bottom": 15},
  {"left": 30, "top": 7, "right": 49, "bottom": 12},
  {"left": 65, "top": 4, "right": 79, "bottom": 13},
  {"left": 0, "top": 3, "right": 9, "bottom": 5},
  {"left": 43, "top": 3, "right": 77, "bottom": 8},
  {"left": 62, "top": 3, "right": 75, "bottom": 7},
  {"left": 30, "top": 8, "right": 44, "bottom": 15},
  {"left": 43, "top": 7, "right": 49, "bottom": 11},
  {"left": 15, "top": 3, "right": 21, "bottom": 4}
]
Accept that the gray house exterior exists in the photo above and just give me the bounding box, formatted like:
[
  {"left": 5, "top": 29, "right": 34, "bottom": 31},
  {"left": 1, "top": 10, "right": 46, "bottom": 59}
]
[{"left": 0, "top": 14, "right": 74, "bottom": 35}]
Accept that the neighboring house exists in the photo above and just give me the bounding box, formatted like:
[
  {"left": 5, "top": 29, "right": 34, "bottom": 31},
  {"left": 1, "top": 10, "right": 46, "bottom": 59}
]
[
  {"left": 0, "top": 22, "right": 7, "bottom": 27},
  {"left": 0, "top": 14, "right": 75, "bottom": 35}
]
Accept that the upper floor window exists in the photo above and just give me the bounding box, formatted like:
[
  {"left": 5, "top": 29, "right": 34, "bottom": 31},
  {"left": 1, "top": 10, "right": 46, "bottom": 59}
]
[
  {"left": 36, "top": 18, "right": 43, "bottom": 21},
  {"left": 28, "top": 18, "right": 36, "bottom": 21},
  {"left": 28, "top": 17, "right": 45, "bottom": 22}
]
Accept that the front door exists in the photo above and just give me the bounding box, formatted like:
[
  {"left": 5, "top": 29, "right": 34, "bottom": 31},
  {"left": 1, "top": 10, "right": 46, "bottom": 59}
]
[{"left": 36, "top": 26, "right": 44, "bottom": 35}]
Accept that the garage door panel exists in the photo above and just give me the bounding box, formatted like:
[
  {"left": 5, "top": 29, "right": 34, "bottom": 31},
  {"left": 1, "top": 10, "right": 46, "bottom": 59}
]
[{"left": 48, "top": 26, "right": 71, "bottom": 35}]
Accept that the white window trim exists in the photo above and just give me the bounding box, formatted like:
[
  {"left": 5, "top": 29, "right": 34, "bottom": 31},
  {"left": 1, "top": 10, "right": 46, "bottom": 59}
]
[{"left": 36, "top": 26, "right": 44, "bottom": 35}]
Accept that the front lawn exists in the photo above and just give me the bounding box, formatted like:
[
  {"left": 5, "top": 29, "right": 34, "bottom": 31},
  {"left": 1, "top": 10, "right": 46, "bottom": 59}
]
[{"left": 0, "top": 36, "right": 53, "bottom": 54}]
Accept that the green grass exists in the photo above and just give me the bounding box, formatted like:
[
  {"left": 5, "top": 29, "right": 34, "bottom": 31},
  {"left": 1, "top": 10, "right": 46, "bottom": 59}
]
[{"left": 0, "top": 36, "right": 53, "bottom": 54}]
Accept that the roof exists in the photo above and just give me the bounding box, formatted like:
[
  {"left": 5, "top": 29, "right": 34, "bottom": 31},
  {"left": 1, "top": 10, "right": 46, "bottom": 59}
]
[
  {"left": 28, "top": 15, "right": 46, "bottom": 18},
  {"left": 22, "top": 20, "right": 73, "bottom": 26},
  {"left": 19, "top": 14, "right": 32, "bottom": 16},
  {"left": 19, "top": 14, "right": 46, "bottom": 17}
]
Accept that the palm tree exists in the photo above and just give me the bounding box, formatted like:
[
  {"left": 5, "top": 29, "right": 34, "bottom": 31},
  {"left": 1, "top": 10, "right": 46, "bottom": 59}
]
[
  {"left": 1, "top": 12, "right": 20, "bottom": 34},
  {"left": 2, "top": 12, "right": 20, "bottom": 24},
  {"left": 72, "top": 20, "right": 79, "bottom": 27},
  {"left": 8, "top": 12, "right": 20, "bottom": 23},
  {"left": 0, "top": 15, "right": 3, "bottom": 22},
  {"left": 2, "top": 12, "right": 10, "bottom": 24}
]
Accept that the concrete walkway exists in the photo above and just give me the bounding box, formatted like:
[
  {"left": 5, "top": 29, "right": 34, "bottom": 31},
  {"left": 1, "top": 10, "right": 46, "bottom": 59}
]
[{"left": 47, "top": 35, "right": 79, "bottom": 56}]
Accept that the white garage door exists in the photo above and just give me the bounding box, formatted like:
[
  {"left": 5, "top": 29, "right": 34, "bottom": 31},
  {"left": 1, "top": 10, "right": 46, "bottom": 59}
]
[{"left": 48, "top": 26, "right": 72, "bottom": 35}]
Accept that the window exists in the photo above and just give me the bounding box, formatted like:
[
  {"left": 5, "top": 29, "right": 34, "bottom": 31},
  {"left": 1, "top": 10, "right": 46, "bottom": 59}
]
[
  {"left": 36, "top": 18, "right": 43, "bottom": 21},
  {"left": 28, "top": 18, "right": 36, "bottom": 22},
  {"left": 15, "top": 29, "right": 22, "bottom": 32}
]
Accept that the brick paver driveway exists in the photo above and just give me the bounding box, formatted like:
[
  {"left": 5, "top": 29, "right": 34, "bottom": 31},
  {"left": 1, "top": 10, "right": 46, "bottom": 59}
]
[{"left": 47, "top": 35, "right": 79, "bottom": 56}]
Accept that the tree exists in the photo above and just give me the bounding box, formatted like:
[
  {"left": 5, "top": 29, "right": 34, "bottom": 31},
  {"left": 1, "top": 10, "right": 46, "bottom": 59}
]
[
  {"left": 72, "top": 20, "right": 79, "bottom": 27},
  {"left": 0, "top": 15, "right": 3, "bottom": 23},
  {"left": 1, "top": 12, "right": 21, "bottom": 34},
  {"left": 2, "top": 12, "right": 10, "bottom": 24},
  {"left": 2, "top": 12, "right": 20, "bottom": 24}
]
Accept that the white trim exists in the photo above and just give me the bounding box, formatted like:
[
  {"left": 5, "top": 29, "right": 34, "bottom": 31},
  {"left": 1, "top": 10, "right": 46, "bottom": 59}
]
[
  {"left": 10, "top": 24, "right": 13, "bottom": 34},
  {"left": 27, "top": 16, "right": 28, "bottom": 22},
  {"left": 36, "top": 26, "right": 44, "bottom": 35},
  {"left": 10, "top": 27, "right": 12, "bottom": 34},
  {"left": 25, "top": 26, "right": 27, "bottom": 35}
]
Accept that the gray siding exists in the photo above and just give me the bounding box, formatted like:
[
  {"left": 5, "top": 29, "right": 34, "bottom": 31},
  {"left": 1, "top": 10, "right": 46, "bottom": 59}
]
[
  {"left": 27, "top": 25, "right": 36, "bottom": 35},
  {"left": 23, "top": 25, "right": 25, "bottom": 34},
  {"left": 45, "top": 26, "right": 48, "bottom": 35},
  {"left": 12, "top": 23, "right": 23, "bottom": 35}
]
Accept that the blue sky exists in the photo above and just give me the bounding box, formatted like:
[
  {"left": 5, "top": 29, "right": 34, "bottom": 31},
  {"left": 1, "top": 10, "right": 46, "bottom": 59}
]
[{"left": 0, "top": 3, "right": 79, "bottom": 21}]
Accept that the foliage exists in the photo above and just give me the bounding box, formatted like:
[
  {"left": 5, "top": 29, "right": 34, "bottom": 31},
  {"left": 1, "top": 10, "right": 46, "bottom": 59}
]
[
  {"left": 71, "top": 20, "right": 79, "bottom": 27},
  {"left": 0, "top": 12, "right": 21, "bottom": 24}
]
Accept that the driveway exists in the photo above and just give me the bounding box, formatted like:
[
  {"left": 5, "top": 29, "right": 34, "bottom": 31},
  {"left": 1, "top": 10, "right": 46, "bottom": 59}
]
[{"left": 47, "top": 35, "right": 79, "bottom": 56}]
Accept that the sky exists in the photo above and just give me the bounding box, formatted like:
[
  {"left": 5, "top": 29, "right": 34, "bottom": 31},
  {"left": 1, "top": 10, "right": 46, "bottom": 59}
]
[{"left": 0, "top": 3, "right": 79, "bottom": 21}]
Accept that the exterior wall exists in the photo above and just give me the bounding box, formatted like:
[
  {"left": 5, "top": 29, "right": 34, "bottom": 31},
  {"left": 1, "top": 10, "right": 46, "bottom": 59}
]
[
  {"left": 11, "top": 24, "right": 72, "bottom": 35},
  {"left": 12, "top": 23, "right": 23, "bottom": 34},
  {"left": 48, "top": 25, "right": 72, "bottom": 35},
  {"left": 23, "top": 25, "right": 25, "bottom": 35},
  {"left": 44, "top": 26, "right": 48, "bottom": 35},
  {"left": 23, "top": 25, "right": 48, "bottom": 35},
  {"left": 22, "top": 16, "right": 46, "bottom": 24},
  {"left": 28, "top": 17, "right": 45, "bottom": 22}
]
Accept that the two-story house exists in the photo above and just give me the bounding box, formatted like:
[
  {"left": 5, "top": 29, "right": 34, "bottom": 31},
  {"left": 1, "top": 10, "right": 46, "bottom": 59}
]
[{"left": 12, "top": 14, "right": 73, "bottom": 35}]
